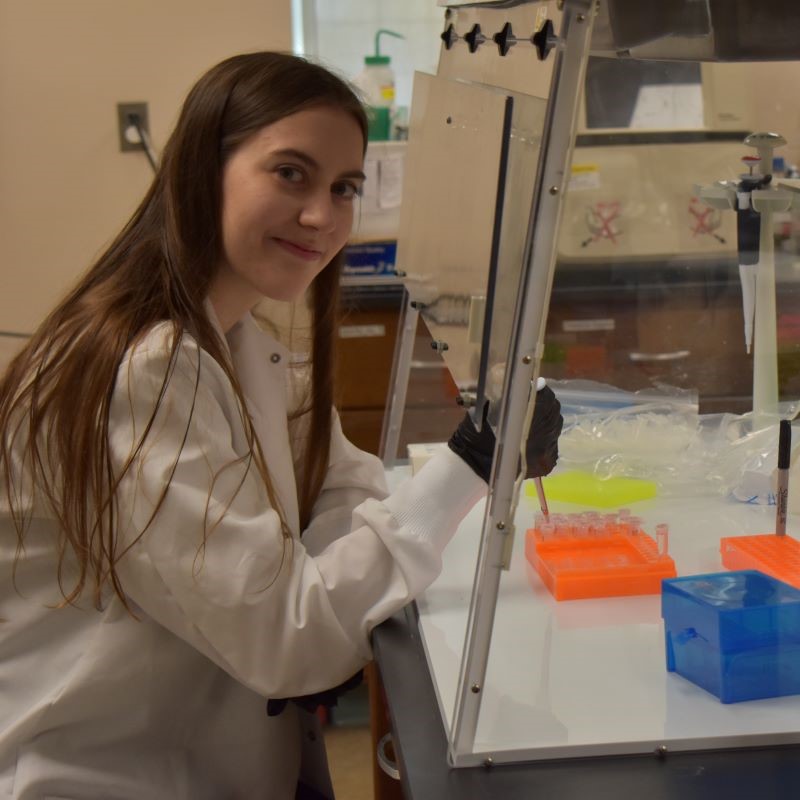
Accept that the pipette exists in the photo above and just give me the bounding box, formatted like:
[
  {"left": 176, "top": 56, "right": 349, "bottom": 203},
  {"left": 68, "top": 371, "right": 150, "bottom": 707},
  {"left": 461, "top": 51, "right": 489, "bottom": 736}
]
[
  {"left": 736, "top": 155, "right": 765, "bottom": 354},
  {"left": 533, "top": 478, "right": 549, "bottom": 521}
]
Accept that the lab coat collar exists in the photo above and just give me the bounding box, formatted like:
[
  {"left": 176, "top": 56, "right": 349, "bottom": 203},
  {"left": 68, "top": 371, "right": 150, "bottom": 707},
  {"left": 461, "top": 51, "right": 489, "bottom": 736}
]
[{"left": 202, "top": 298, "right": 292, "bottom": 364}]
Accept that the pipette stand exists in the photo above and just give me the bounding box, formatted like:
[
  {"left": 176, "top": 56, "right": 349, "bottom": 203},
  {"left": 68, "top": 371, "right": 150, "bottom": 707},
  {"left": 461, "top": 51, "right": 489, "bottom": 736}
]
[
  {"left": 696, "top": 132, "right": 796, "bottom": 428},
  {"left": 751, "top": 189, "right": 792, "bottom": 426}
]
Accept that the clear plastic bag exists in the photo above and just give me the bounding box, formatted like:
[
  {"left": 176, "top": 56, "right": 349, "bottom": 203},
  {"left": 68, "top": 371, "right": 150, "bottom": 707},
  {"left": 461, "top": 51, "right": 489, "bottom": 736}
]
[{"left": 550, "top": 379, "right": 798, "bottom": 501}]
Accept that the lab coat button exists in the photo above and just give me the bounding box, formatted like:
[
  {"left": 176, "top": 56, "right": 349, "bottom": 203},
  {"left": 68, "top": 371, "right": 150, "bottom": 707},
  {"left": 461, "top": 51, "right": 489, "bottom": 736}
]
[{"left": 270, "top": 353, "right": 281, "bottom": 364}]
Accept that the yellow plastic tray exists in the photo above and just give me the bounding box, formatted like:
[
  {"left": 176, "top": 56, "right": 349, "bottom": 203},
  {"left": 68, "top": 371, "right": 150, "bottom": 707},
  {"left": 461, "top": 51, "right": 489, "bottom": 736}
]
[{"left": 526, "top": 470, "right": 657, "bottom": 508}]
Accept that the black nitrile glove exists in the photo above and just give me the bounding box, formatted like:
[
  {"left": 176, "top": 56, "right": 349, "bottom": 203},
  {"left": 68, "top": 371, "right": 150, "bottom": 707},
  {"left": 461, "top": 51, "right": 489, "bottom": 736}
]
[
  {"left": 447, "top": 386, "right": 562, "bottom": 483},
  {"left": 524, "top": 384, "right": 562, "bottom": 479},
  {"left": 266, "top": 670, "right": 363, "bottom": 717},
  {"left": 448, "top": 402, "right": 496, "bottom": 483}
]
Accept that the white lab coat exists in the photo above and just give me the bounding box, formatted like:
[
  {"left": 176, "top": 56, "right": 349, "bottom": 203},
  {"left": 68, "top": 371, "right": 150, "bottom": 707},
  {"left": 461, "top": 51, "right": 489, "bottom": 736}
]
[{"left": 0, "top": 308, "right": 486, "bottom": 799}]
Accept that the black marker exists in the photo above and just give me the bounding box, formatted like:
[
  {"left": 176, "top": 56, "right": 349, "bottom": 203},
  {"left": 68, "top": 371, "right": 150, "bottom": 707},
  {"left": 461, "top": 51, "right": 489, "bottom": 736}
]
[{"left": 776, "top": 419, "right": 791, "bottom": 537}]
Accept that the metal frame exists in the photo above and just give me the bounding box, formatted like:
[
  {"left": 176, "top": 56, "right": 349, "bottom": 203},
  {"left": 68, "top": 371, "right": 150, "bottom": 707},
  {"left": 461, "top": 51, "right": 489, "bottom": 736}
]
[
  {"left": 380, "top": 290, "right": 420, "bottom": 467},
  {"left": 448, "top": 0, "right": 595, "bottom": 766}
]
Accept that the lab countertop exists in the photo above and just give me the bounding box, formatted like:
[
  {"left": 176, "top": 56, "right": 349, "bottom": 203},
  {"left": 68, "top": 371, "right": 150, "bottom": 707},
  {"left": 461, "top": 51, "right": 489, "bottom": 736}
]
[
  {"left": 373, "top": 466, "right": 800, "bottom": 798},
  {"left": 373, "top": 605, "right": 800, "bottom": 800}
]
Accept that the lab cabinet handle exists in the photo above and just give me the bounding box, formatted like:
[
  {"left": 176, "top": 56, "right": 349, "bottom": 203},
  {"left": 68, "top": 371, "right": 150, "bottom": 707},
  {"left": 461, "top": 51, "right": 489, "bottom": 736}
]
[
  {"left": 628, "top": 349, "right": 690, "bottom": 363},
  {"left": 376, "top": 732, "right": 401, "bottom": 781}
]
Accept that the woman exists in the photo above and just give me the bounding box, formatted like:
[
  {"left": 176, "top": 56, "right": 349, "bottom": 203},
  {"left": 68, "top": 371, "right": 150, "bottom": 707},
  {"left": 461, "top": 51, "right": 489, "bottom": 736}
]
[{"left": 0, "top": 52, "right": 561, "bottom": 798}]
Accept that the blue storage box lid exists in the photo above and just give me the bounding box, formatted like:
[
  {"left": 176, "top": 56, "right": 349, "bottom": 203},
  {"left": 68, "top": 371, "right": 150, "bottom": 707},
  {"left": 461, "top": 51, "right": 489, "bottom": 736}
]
[{"left": 662, "top": 570, "right": 800, "bottom": 652}]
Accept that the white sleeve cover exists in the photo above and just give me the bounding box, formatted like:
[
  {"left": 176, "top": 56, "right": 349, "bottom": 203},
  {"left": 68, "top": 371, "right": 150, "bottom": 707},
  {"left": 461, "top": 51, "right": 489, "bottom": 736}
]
[{"left": 110, "top": 330, "right": 486, "bottom": 699}]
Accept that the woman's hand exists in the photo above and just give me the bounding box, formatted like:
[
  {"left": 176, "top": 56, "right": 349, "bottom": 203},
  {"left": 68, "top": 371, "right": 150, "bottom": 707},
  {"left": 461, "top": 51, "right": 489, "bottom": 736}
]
[
  {"left": 523, "top": 384, "right": 562, "bottom": 479},
  {"left": 447, "top": 385, "right": 562, "bottom": 483}
]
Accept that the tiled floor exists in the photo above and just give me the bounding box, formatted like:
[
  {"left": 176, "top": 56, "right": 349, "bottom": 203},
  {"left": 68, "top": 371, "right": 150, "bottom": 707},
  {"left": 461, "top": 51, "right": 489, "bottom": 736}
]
[{"left": 325, "top": 724, "right": 374, "bottom": 800}]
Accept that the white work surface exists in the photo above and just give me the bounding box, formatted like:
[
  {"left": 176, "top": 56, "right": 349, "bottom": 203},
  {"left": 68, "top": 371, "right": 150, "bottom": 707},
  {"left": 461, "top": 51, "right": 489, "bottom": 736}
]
[{"left": 390, "top": 466, "right": 800, "bottom": 762}]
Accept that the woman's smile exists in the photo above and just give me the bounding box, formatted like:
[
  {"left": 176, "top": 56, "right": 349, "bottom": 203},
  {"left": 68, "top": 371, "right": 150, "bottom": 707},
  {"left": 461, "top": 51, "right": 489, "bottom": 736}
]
[{"left": 272, "top": 236, "right": 324, "bottom": 261}]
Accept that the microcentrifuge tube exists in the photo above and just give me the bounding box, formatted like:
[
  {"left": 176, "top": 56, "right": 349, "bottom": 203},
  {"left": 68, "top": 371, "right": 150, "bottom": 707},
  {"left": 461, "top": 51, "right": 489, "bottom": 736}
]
[
  {"left": 539, "top": 522, "right": 555, "bottom": 541},
  {"left": 628, "top": 516, "right": 642, "bottom": 535},
  {"left": 618, "top": 508, "right": 631, "bottom": 520},
  {"left": 656, "top": 523, "right": 669, "bottom": 556}
]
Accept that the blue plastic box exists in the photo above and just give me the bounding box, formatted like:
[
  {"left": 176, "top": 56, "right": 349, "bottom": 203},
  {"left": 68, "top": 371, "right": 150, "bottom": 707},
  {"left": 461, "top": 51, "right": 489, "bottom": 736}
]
[{"left": 662, "top": 570, "right": 800, "bottom": 703}]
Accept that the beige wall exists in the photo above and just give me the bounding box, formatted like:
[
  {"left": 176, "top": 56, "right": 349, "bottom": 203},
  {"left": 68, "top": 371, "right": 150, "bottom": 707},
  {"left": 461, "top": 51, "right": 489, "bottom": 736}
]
[
  {"left": 0, "top": 0, "right": 291, "bottom": 333},
  {"left": 702, "top": 61, "right": 800, "bottom": 166}
]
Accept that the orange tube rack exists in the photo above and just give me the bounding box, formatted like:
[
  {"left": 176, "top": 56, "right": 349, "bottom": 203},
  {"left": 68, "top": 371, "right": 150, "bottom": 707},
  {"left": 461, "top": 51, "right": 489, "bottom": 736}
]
[
  {"left": 720, "top": 534, "right": 800, "bottom": 589},
  {"left": 525, "top": 515, "right": 677, "bottom": 601}
]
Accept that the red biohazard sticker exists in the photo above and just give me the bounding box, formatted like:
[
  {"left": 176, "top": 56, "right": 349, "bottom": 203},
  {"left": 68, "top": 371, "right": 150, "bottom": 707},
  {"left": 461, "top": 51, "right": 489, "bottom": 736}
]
[
  {"left": 582, "top": 201, "right": 622, "bottom": 246},
  {"left": 688, "top": 196, "right": 725, "bottom": 243}
]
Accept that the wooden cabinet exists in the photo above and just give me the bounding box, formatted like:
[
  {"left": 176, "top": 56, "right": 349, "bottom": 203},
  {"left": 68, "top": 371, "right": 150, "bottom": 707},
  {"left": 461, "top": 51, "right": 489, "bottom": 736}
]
[
  {"left": 543, "top": 258, "right": 757, "bottom": 413},
  {"left": 336, "top": 286, "right": 463, "bottom": 457}
]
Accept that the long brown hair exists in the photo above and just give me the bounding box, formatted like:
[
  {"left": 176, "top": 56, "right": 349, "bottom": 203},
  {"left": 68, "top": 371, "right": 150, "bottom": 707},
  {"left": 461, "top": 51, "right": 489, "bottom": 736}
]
[{"left": 0, "top": 52, "right": 368, "bottom": 610}]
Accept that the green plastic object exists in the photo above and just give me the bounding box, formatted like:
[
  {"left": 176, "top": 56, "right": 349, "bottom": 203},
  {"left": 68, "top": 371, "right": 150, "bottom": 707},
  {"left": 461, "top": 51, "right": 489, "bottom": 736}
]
[
  {"left": 362, "top": 29, "right": 403, "bottom": 141},
  {"left": 527, "top": 470, "right": 657, "bottom": 508},
  {"left": 370, "top": 29, "right": 403, "bottom": 61}
]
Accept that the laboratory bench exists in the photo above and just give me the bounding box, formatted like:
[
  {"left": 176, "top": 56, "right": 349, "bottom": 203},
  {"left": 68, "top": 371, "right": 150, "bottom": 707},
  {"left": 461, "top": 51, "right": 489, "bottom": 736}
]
[
  {"left": 372, "top": 605, "right": 800, "bottom": 800},
  {"left": 370, "top": 471, "right": 800, "bottom": 799}
]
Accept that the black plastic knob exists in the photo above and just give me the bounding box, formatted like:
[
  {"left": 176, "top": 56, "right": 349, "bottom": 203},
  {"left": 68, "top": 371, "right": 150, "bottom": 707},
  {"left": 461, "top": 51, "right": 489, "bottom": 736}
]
[
  {"left": 464, "top": 24, "right": 486, "bottom": 54},
  {"left": 531, "top": 19, "right": 556, "bottom": 61},
  {"left": 493, "top": 22, "right": 516, "bottom": 57},
  {"left": 440, "top": 23, "right": 458, "bottom": 50}
]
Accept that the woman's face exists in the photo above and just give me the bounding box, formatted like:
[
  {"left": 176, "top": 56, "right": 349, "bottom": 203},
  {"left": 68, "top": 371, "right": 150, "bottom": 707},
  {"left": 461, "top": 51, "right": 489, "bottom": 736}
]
[{"left": 211, "top": 105, "right": 365, "bottom": 329}]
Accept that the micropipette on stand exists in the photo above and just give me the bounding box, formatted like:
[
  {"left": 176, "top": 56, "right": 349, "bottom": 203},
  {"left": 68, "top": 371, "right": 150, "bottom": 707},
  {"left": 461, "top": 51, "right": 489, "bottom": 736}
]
[
  {"left": 696, "top": 131, "right": 794, "bottom": 426},
  {"left": 735, "top": 154, "right": 766, "bottom": 355}
]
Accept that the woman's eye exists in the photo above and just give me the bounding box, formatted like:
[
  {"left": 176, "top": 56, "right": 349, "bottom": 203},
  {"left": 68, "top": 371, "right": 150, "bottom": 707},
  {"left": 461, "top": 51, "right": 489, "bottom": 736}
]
[
  {"left": 277, "top": 165, "right": 304, "bottom": 183},
  {"left": 332, "top": 181, "right": 360, "bottom": 200}
]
